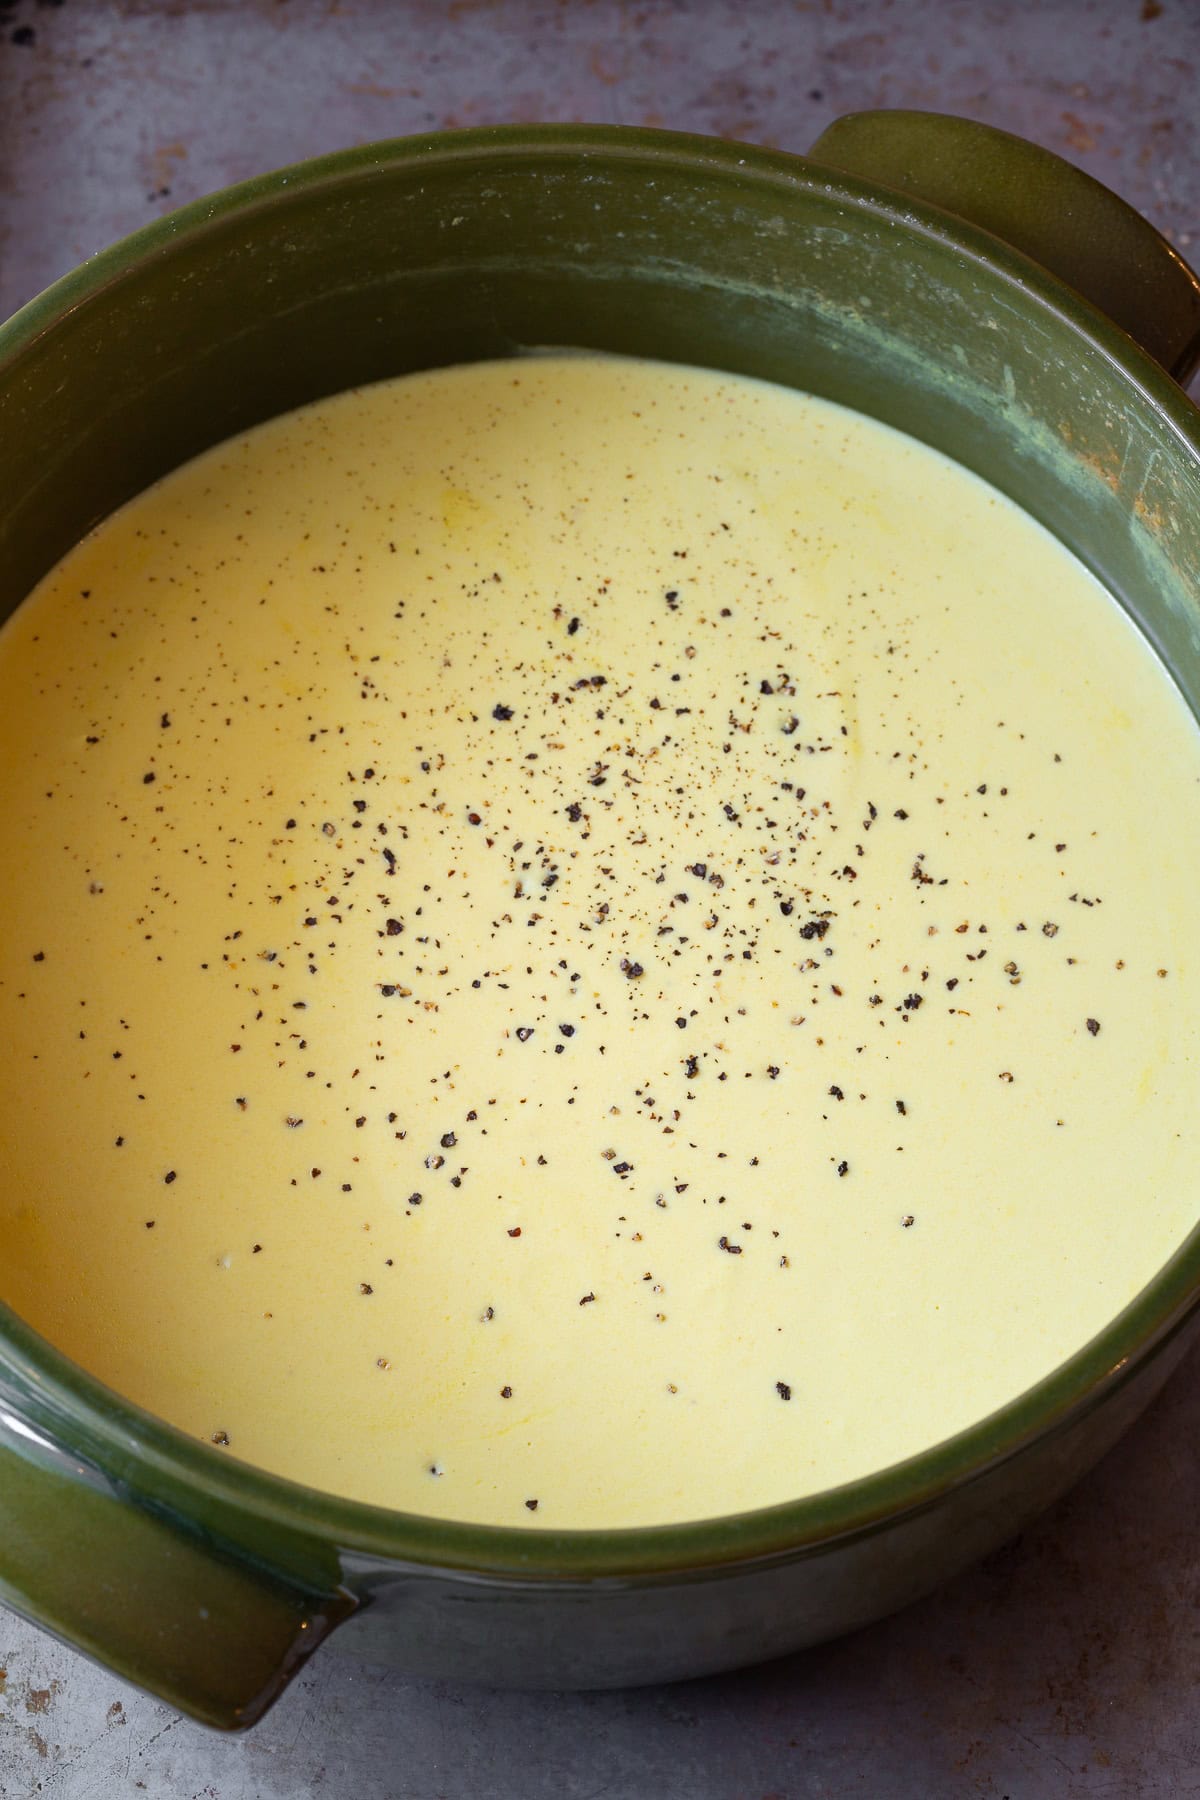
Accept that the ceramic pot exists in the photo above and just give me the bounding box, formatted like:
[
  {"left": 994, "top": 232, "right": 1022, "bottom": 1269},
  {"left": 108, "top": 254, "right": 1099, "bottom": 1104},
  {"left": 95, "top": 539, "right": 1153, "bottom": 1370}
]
[{"left": 2, "top": 113, "right": 1198, "bottom": 1730}]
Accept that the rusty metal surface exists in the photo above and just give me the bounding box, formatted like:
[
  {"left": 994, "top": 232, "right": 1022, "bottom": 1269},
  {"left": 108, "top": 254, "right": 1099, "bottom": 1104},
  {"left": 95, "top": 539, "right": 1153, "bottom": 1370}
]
[{"left": 2, "top": 1, "right": 1200, "bottom": 1794}]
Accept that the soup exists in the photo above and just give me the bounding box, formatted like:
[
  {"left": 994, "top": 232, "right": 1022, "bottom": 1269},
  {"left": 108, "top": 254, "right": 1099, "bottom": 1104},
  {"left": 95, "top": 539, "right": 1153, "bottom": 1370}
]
[{"left": 1, "top": 355, "right": 1197, "bottom": 1527}]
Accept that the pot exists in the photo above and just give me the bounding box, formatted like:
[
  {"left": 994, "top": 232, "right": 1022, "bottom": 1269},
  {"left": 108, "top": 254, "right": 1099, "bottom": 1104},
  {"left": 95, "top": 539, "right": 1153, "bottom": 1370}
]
[{"left": 1, "top": 113, "right": 1199, "bottom": 1732}]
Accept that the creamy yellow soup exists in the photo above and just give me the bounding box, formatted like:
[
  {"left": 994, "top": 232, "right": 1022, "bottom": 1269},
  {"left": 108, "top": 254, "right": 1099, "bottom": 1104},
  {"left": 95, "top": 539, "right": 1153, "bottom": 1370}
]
[{"left": 1, "top": 356, "right": 1199, "bottom": 1528}]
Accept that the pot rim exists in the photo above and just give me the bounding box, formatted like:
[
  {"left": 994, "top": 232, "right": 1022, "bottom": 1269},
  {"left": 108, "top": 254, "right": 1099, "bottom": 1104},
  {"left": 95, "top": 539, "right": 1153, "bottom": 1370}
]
[{"left": 3, "top": 121, "right": 1200, "bottom": 1582}]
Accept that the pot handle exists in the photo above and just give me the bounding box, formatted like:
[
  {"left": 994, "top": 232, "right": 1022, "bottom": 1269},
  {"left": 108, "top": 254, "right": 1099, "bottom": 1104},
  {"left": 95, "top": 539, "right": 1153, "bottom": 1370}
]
[
  {"left": 809, "top": 109, "right": 1200, "bottom": 386},
  {"left": 0, "top": 1372, "right": 356, "bottom": 1730}
]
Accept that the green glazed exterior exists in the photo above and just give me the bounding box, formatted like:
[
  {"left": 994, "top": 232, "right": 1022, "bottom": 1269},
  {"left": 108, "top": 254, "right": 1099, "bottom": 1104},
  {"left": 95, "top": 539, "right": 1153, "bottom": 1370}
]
[{"left": 3, "top": 118, "right": 1200, "bottom": 1729}]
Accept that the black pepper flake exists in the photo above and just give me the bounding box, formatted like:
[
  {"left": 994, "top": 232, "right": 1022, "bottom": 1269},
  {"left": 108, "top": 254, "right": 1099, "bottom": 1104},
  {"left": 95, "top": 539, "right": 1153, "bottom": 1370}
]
[
  {"left": 492, "top": 704, "right": 514, "bottom": 721},
  {"left": 440, "top": 1131, "right": 457, "bottom": 1149},
  {"left": 828, "top": 1085, "right": 844, "bottom": 1101},
  {"left": 798, "top": 919, "right": 830, "bottom": 941},
  {"left": 579, "top": 1291, "right": 596, "bottom": 1304},
  {"left": 776, "top": 1381, "right": 792, "bottom": 1401},
  {"left": 359, "top": 1282, "right": 374, "bottom": 1295},
  {"left": 1086, "top": 1017, "right": 1101, "bottom": 1036},
  {"left": 901, "top": 1214, "right": 915, "bottom": 1229},
  {"left": 163, "top": 1170, "right": 177, "bottom": 1185},
  {"left": 837, "top": 1161, "right": 849, "bottom": 1177},
  {"left": 620, "top": 959, "right": 645, "bottom": 979},
  {"left": 386, "top": 918, "right": 403, "bottom": 936},
  {"left": 559, "top": 1024, "right": 575, "bottom": 1038},
  {"left": 507, "top": 1226, "right": 522, "bottom": 1237},
  {"left": 718, "top": 1236, "right": 742, "bottom": 1254},
  {"left": 142, "top": 772, "right": 156, "bottom": 785},
  {"left": 902, "top": 993, "right": 923, "bottom": 1011},
  {"left": 516, "top": 1026, "right": 534, "bottom": 1042},
  {"left": 896, "top": 1099, "right": 907, "bottom": 1116},
  {"left": 525, "top": 1499, "right": 539, "bottom": 1511},
  {"left": 500, "top": 1386, "right": 513, "bottom": 1398}
]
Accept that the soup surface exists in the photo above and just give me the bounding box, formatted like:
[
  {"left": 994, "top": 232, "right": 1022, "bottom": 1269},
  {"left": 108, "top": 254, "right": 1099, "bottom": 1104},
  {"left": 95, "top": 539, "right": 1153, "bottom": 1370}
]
[{"left": 1, "top": 356, "right": 1198, "bottom": 1528}]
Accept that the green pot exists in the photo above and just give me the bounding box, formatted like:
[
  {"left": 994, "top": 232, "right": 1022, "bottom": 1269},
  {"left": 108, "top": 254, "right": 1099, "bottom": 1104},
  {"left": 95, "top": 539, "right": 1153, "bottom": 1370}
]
[{"left": 2, "top": 114, "right": 1199, "bottom": 1732}]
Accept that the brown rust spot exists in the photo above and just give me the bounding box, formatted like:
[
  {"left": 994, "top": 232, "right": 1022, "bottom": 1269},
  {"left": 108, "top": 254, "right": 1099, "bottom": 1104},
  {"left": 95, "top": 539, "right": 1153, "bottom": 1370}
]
[{"left": 1075, "top": 449, "right": 1121, "bottom": 494}]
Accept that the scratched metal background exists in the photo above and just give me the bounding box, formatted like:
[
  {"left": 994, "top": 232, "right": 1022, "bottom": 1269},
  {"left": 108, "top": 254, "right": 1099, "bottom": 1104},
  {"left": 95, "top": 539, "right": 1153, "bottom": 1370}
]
[{"left": 2, "top": 1, "right": 1200, "bottom": 1795}]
